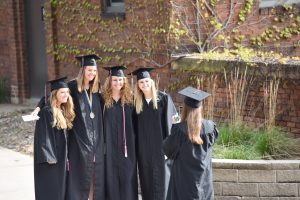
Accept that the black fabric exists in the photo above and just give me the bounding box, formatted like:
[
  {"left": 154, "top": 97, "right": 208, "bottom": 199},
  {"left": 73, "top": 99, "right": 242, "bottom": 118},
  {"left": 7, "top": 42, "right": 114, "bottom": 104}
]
[
  {"left": 37, "top": 80, "right": 105, "bottom": 200},
  {"left": 36, "top": 96, "right": 46, "bottom": 109},
  {"left": 103, "top": 66, "right": 126, "bottom": 77},
  {"left": 130, "top": 67, "right": 154, "bottom": 80},
  {"left": 66, "top": 80, "right": 105, "bottom": 200},
  {"left": 135, "top": 91, "right": 176, "bottom": 200},
  {"left": 184, "top": 97, "right": 202, "bottom": 108},
  {"left": 75, "top": 54, "right": 100, "bottom": 67},
  {"left": 102, "top": 99, "right": 138, "bottom": 200},
  {"left": 179, "top": 86, "right": 210, "bottom": 108},
  {"left": 163, "top": 120, "right": 218, "bottom": 200},
  {"left": 48, "top": 76, "right": 68, "bottom": 91},
  {"left": 34, "top": 106, "right": 68, "bottom": 200}
]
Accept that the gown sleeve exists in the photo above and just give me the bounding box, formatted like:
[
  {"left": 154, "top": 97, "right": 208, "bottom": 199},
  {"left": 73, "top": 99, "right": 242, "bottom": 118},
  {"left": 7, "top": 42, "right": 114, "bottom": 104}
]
[
  {"left": 201, "top": 120, "right": 219, "bottom": 147},
  {"left": 98, "top": 92, "right": 105, "bottom": 112},
  {"left": 163, "top": 94, "right": 177, "bottom": 139},
  {"left": 36, "top": 96, "right": 46, "bottom": 109},
  {"left": 163, "top": 124, "right": 183, "bottom": 159},
  {"left": 34, "top": 108, "right": 57, "bottom": 164}
]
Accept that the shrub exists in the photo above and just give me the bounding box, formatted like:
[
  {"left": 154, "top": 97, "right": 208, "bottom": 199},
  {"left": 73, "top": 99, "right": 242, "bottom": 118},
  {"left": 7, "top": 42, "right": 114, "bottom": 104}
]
[
  {"left": 255, "top": 127, "right": 300, "bottom": 159},
  {"left": 214, "top": 124, "right": 300, "bottom": 160},
  {"left": 216, "top": 123, "right": 253, "bottom": 146}
]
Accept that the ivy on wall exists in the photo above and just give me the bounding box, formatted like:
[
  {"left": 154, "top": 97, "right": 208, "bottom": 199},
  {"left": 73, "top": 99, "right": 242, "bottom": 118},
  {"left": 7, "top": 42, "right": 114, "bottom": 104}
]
[
  {"left": 45, "top": 0, "right": 185, "bottom": 66},
  {"left": 45, "top": 0, "right": 299, "bottom": 70},
  {"left": 171, "top": 0, "right": 299, "bottom": 53}
]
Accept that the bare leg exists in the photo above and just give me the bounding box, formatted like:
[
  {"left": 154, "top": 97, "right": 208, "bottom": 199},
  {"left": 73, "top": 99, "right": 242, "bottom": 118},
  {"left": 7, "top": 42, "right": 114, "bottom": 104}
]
[{"left": 88, "top": 164, "right": 95, "bottom": 200}]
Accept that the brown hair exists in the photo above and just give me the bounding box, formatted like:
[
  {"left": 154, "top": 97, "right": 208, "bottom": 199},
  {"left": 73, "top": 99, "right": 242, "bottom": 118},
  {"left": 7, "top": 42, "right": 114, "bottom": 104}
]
[
  {"left": 49, "top": 89, "right": 75, "bottom": 130},
  {"left": 102, "top": 77, "right": 133, "bottom": 108},
  {"left": 181, "top": 104, "right": 203, "bottom": 145},
  {"left": 76, "top": 66, "right": 99, "bottom": 93}
]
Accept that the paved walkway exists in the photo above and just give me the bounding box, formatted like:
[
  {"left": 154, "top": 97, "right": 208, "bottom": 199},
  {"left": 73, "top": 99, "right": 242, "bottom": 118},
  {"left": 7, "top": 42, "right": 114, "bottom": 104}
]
[
  {"left": 0, "top": 146, "right": 34, "bottom": 200},
  {"left": 0, "top": 104, "right": 34, "bottom": 199},
  {"left": 0, "top": 103, "right": 143, "bottom": 200}
]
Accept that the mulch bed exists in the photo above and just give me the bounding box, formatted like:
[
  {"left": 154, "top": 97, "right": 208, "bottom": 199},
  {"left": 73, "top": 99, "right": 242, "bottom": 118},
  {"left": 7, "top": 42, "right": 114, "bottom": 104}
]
[{"left": 0, "top": 109, "right": 35, "bottom": 156}]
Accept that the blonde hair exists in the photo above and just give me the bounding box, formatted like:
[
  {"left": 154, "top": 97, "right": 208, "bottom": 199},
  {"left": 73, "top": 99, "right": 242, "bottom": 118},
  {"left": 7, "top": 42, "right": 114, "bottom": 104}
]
[
  {"left": 76, "top": 67, "right": 99, "bottom": 93},
  {"left": 181, "top": 104, "right": 203, "bottom": 145},
  {"left": 134, "top": 78, "right": 158, "bottom": 114},
  {"left": 50, "top": 89, "right": 75, "bottom": 130},
  {"left": 102, "top": 77, "right": 133, "bottom": 108}
]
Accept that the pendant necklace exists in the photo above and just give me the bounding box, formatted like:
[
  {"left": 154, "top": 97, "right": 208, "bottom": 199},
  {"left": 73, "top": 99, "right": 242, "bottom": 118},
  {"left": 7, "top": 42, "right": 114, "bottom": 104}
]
[{"left": 84, "top": 89, "right": 94, "bottom": 119}]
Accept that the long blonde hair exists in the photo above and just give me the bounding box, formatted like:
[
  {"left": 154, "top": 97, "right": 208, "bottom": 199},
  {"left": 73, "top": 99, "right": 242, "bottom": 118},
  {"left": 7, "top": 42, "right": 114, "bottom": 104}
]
[
  {"left": 134, "top": 78, "right": 158, "bottom": 114},
  {"left": 181, "top": 104, "right": 203, "bottom": 145},
  {"left": 76, "top": 67, "right": 99, "bottom": 93},
  {"left": 50, "top": 89, "right": 75, "bottom": 130},
  {"left": 102, "top": 77, "right": 133, "bottom": 108}
]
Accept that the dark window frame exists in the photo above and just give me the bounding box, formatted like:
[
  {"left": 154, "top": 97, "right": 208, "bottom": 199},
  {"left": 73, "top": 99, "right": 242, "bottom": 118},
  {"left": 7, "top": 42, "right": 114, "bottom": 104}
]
[{"left": 101, "top": 0, "right": 125, "bottom": 19}]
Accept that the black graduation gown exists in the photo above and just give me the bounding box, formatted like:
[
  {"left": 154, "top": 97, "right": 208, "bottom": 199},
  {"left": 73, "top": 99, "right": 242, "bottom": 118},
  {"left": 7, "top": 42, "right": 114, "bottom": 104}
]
[
  {"left": 34, "top": 106, "right": 68, "bottom": 200},
  {"left": 163, "top": 120, "right": 218, "bottom": 200},
  {"left": 135, "top": 91, "right": 176, "bottom": 200},
  {"left": 103, "top": 99, "right": 138, "bottom": 200},
  {"left": 66, "top": 80, "right": 105, "bottom": 200}
]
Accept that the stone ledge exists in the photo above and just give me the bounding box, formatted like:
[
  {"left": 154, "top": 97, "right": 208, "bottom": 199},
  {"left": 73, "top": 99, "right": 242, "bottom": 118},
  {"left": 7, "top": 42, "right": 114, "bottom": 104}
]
[
  {"left": 259, "top": 183, "right": 298, "bottom": 197},
  {"left": 213, "top": 159, "right": 300, "bottom": 170},
  {"left": 213, "top": 160, "right": 300, "bottom": 199},
  {"left": 213, "top": 169, "right": 238, "bottom": 182},
  {"left": 222, "top": 183, "right": 258, "bottom": 196},
  {"left": 277, "top": 170, "right": 300, "bottom": 182},
  {"left": 238, "top": 170, "right": 276, "bottom": 183}
]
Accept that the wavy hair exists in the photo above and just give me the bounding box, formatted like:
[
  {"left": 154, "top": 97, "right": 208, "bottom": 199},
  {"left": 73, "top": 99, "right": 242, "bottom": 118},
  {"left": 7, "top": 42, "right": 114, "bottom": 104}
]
[
  {"left": 181, "top": 104, "right": 203, "bottom": 145},
  {"left": 76, "top": 66, "right": 99, "bottom": 93},
  {"left": 134, "top": 78, "right": 157, "bottom": 114},
  {"left": 102, "top": 77, "right": 133, "bottom": 108},
  {"left": 50, "top": 89, "right": 75, "bottom": 130}
]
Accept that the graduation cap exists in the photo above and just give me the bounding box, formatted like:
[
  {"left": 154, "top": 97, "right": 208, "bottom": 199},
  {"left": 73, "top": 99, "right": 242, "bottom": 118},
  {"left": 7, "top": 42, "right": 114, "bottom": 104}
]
[
  {"left": 178, "top": 86, "right": 210, "bottom": 108},
  {"left": 47, "top": 76, "right": 68, "bottom": 92},
  {"left": 129, "top": 67, "right": 155, "bottom": 80},
  {"left": 103, "top": 66, "right": 127, "bottom": 77},
  {"left": 75, "top": 54, "right": 100, "bottom": 67}
]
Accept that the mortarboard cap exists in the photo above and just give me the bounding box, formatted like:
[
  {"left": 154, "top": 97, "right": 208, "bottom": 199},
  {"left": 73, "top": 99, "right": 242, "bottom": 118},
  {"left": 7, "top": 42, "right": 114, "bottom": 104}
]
[
  {"left": 178, "top": 86, "right": 210, "bottom": 108},
  {"left": 47, "top": 76, "right": 68, "bottom": 92},
  {"left": 75, "top": 54, "right": 100, "bottom": 67},
  {"left": 103, "top": 66, "right": 127, "bottom": 77},
  {"left": 129, "top": 67, "right": 155, "bottom": 80}
]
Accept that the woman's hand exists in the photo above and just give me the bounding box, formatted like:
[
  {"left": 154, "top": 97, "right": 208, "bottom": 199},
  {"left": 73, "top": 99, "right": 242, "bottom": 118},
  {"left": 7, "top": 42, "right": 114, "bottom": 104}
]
[
  {"left": 172, "top": 113, "right": 181, "bottom": 124},
  {"left": 31, "top": 107, "right": 40, "bottom": 116}
]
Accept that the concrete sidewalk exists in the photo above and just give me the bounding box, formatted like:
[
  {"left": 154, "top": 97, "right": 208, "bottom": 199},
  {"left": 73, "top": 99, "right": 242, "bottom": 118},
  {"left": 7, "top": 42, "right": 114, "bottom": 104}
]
[{"left": 0, "top": 146, "right": 34, "bottom": 200}]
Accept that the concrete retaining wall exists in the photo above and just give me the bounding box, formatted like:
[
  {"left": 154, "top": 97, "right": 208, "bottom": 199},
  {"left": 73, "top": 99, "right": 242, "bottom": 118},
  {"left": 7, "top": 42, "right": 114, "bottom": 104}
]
[{"left": 213, "top": 159, "right": 300, "bottom": 199}]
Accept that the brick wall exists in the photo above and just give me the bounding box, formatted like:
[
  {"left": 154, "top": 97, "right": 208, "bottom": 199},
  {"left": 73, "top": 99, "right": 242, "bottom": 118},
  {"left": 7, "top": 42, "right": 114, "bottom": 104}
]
[
  {"left": 172, "top": 0, "right": 300, "bottom": 56},
  {"left": 0, "top": 0, "right": 299, "bottom": 103},
  {"left": 0, "top": 1, "right": 11, "bottom": 79},
  {"left": 0, "top": 0, "right": 28, "bottom": 103},
  {"left": 170, "top": 57, "right": 300, "bottom": 136},
  {"left": 213, "top": 159, "right": 300, "bottom": 199}
]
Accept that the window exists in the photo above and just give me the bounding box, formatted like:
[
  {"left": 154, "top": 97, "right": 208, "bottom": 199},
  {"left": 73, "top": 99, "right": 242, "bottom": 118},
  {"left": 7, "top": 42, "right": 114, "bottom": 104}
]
[
  {"left": 102, "top": 0, "right": 125, "bottom": 18},
  {"left": 259, "top": 0, "right": 300, "bottom": 8},
  {"left": 106, "top": 0, "right": 125, "bottom": 13}
]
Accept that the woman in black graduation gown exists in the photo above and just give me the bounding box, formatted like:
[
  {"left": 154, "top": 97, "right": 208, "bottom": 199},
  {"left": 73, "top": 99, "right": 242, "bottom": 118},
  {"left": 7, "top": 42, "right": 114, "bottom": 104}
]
[
  {"left": 130, "top": 67, "right": 177, "bottom": 200},
  {"left": 163, "top": 87, "right": 218, "bottom": 200},
  {"left": 34, "top": 77, "right": 75, "bottom": 200},
  {"left": 33, "top": 54, "right": 105, "bottom": 200},
  {"left": 101, "top": 66, "right": 138, "bottom": 200}
]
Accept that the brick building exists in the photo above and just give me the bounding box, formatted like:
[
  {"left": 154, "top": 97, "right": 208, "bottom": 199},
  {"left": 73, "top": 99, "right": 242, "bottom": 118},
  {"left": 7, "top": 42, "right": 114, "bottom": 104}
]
[{"left": 0, "top": 0, "right": 299, "bottom": 105}]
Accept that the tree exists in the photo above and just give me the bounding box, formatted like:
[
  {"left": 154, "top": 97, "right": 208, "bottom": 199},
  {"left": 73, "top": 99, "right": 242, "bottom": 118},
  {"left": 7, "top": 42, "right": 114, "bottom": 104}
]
[{"left": 170, "top": 0, "right": 299, "bottom": 54}]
